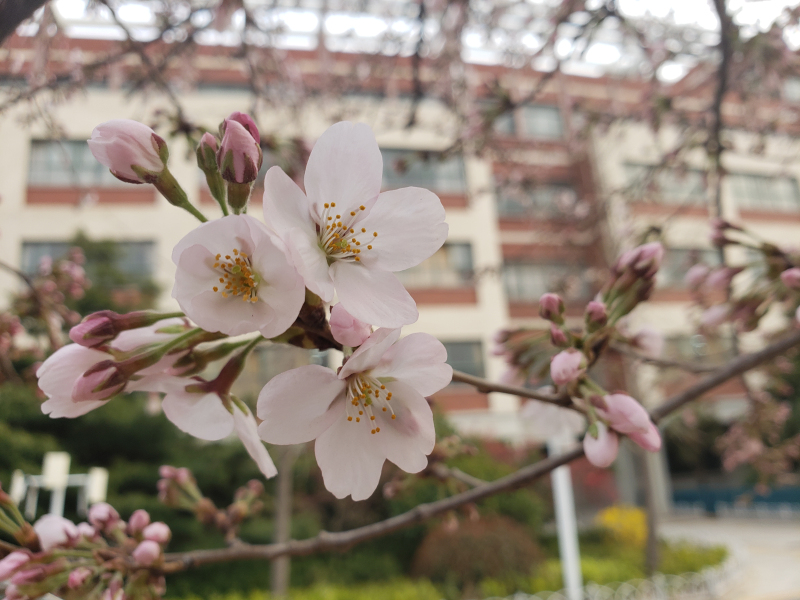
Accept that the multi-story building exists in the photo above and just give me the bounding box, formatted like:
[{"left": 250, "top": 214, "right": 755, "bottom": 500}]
[{"left": 3, "top": 33, "right": 800, "bottom": 512}]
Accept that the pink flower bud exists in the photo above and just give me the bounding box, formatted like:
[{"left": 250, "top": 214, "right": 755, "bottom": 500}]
[
  {"left": 584, "top": 301, "right": 607, "bottom": 327},
  {"left": 0, "top": 552, "right": 30, "bottom": 581},
  {"left": 217, "top": 119, "right": 262, "bottom": 184},
  {"left": 11, "top": 566, "right": 45, "bottom": 586},
  {"left": 4, "top": 584, "right": 24, "bottom": 600},
  {"left": 597, "top": 393, "right": 651, "bottom": 435},
  {"left": 199, "top": 132, "right": 218, "bottom": 152},
  {"left": 33, "top": 514, "right": 78, "bottom": 551},
  {"left": 539, "top": 293, "right": 564, "bottom": 321},
  {"left": 76, "top": 522, "right": 97, "bottom": 540},
  {"left": 128, "top": 509, "right": 151, "bottom": 535},
  {"left": 226, "top": 111, "right": 261, "bottom": 144},
  {"left": 781, "top": 267, "right": 800, "bottom": 290},
  {"left": 330, "top": 304, "right": 371, "bottom": 347},
  {"left": 68, "top": 567, "right": 93, "bottom": 589},
  {"left": 583, "top": 422, "right": 619, "bottom": 468},
  {"left": 88, "top": 120, "right": 166, "bottom": 183},
  {"left": 175, "top": 467, "right": 192, "bottom": 485},
  {"left": 550, "top": 324, "right": 569, "bottom": 347},
  {"left": 159, "top": 465, "right": 178, "bottom": 479},
  {"left": 132, "top": 540, "right": 162, "bottom": 566},
  {"left": 69, "top": 314, "right": 115, "bottom": 347},
  {"left": 72, "top": 361, "right": 126, "bottom": 402},
  {"left": 143, "top": 522, "right": 171, "bottom": 544},
  {"left": 685, "top": 264, "right": 710, "bottom": 289},
  {"left": 701, "top": 304, "right": 729, "bottom": 328},
  {"left": 632, "top": 326, "right": 663, "bottom": 358},
  {"left": 550, "top": 350, "right": 585, "bottom": 386},
  {"left": 88, "top": 502, "right": 120, "bottom": 531},
  {"left": 705, "top": 267, "right": 742, "bottom": 291},
  {"left": 628, "top": 421, "right": 662, "bottom": 452},
  {"left": 796, "top": 306, "right": 800, "bottom": 324}
]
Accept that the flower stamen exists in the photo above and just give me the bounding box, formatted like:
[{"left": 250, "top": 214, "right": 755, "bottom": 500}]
[{"left": 211, "top": 248, "right": 260, "bottom": 303}]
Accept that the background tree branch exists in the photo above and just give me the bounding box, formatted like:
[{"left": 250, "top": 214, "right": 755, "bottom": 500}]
[{"left": 0, "top": 0, "right": 48, "bottom": 46}]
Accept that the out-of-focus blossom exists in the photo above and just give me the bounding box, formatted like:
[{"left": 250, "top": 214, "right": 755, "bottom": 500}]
[
  {"left": 583, "top": 422, "right": 619, "bottom": 468},
  {"left": 685, "top": 264, "right": 710, "bottom": 289},
  {"left": 33, "top": 514, "right": 78, "bottom": 551},
  {"left": 539, "top": 293, "right": 564, "bottom": 322},
  {"left": 632, "top": 326, "right": 664, "bottom": 358},
  {"left": 550, "top": 350, "right": 586, "bottom": 386},
  {"left": 132, "top": 540, "right": 161, "bottom": 566},
  {"left": 781, "top": 267, "right": 800, "bottom": 290},
  {"left": 0, "top": 552, "right": 30, "bottom": 581}
]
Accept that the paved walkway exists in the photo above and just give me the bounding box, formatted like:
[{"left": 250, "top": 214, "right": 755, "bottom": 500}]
[{"left": 660, "top": 517, "right": 800, "bottom": 600}]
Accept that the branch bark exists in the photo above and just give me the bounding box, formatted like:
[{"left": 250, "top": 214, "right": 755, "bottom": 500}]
[
  {"left": 161, "top": 327, "right": 800, "bottom": 573},
  {"left": 451, "top": 370, "right": 573, "bottom": 407},
  {"left": 0, "top": 0, "right": 48, "bottom": 46}
]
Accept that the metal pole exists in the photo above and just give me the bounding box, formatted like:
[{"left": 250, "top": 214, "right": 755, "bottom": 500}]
[{"left": 548, "top": 435, "right": 583, "bottom": 600}]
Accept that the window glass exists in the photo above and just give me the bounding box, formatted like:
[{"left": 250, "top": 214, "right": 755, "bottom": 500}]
[
  {"left": 441, "top": 341, "right": 485, "bottom": 378},
  {"left": 625, "top": 164, "right": 707, "bottom": 205},
  {"left": 497, "top": 185, "right": 577, "bottom": 219},
  {"left": 519, "top": 105, "right": 563, "bottom": 140},
  {"left": 729, "top": 173, "right": 800, "bottom": 212},
  {"left": 28, "top": 140, "right": 126, "bottom": 187},
  {"left": 657, "top": 248, "right": 720, "bottom": 289},
  {"left": 396, "top": 243, "right": 473, "bottom": 289},
  {"left": 503, "top": 261, "right": 591, "bottom": 302},
  {"left": 21, "top": 241, "right": 155, "bottom": 280},
  {"left": 381, "top": 149, "right": 467, "bottom": 194}
]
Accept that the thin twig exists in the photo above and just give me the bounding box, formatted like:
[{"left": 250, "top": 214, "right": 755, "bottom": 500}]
[
  {"left": 160, "top": 327, "right": 800, "bottom": 572},
  {"left": 451, "top": 370, "right": 573, "bottom": 407},
  {"left": 0, "top": 259, "right": 62, "bottom": 350},
  {"left": 610, "top": 344, "right": 719, "bottom": 374}
]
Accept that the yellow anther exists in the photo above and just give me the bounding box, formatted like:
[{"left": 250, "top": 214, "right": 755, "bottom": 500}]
[
  {"left": 233, "top": 249, "right": 239, "bottom": 255},
  {"left": 225, "top": 255, "right": 231, "bottom": 259},
  {"left": 355, "top": 257, "right": 360, "bottom": 261},
  {"left": 324, "top": 203, "right": 330, "bottom": 208},
  {"left": 361, "top": 227, "right": 366, "bottom": 232},
  {"left": 327, "top": 216, "right": 332, "bottom": 220},
  {"left": 391, "top": 415, "right": 396, "bottom": 419},
  {"left": 371, "top": 429, "right": 376, "bottom": 434},
  {"left": 368, "top": 245, "right": 373, "bottom": 250},
  {"left": 350, "top": 211, "right": 356, "bottom": 216},
  {"left": 359, "top": 205, "right": 365, "bottom": 210},
  {"left": 216, "top": 253, "right": 221, "bottom": 260},
  {"left": 222, "top": 292, "right": 228, "bottom": 298},
  {"left": 382, "top": 407, "right": 387, "bottom": 411},
  {"left": 347, "top": 416, "right": 353, "bottom": 421},
  {"left": 359, "top": 411, "right": 363, "bottom": 415},
  {"left": 375, "top": 427, "right": 380, "bottom": 432},
  {"left": 213, "top": 286, "right": 219, "bottom": 292},
  {"left": 219, "top": 278, "right": 224, "bottom": 283},
  {"left": 373, "top": 232, "right": 378, "bottom": 237},
  {"left": 380, "top": 385, "right": 385, "bottom": 389},
  {"left": 331, "top": 202, "right": 336, "bottom": 207},
  {"left": 370, "top": 416, "right": 375, "bottom": 421},
  {"left": 213, "top": 262, "right": 220, "bottom": 268},
  {"left": 356, "top": 417, "right": 360, "bottom": 422}
]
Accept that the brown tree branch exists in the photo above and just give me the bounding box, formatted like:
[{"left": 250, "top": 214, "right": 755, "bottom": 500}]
[
  {"left": 451, "top": 370, "right": 574, "bottom": 407},
  {"left": 0, "top": 0, "right": 48, "bottom": 47},
  {"left": 161, "top": 327, "right": 800, "bottom": 572},
  {"left": 0, "top": 259, "right": 62, "bottom": 350},
  {"left": 610, "top": 344, "right": 719, "bottom": 374}
]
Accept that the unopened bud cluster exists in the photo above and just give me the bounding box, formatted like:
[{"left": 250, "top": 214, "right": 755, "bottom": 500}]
[{"left": 0, "top": 500, "right": 171, "bottom": 600}]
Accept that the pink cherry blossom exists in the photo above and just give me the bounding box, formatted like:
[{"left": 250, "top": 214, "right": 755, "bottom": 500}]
[
  {"left": 330, "top": 304, "right": 371, "bottom": 347},
  {"left": 87, "top": 120, "right": 166, "bottom": 183},
  {"left": 685, "top": 264, "right": 710, "bottom": 289},
  {"left": 583, "top": 422, "right": 619, "bottom": 468},
  {"left": 33, "top": 514, "right": 78, "bottom": 551},
  {"left": 217, "top": 119, "right": 262, "bottom": 184},
  {"left": 257, "top": 328, "right": 452, "bottom": 500},
  {"left": 701, "top": 304, "right": 729, "bottom": 327},
  {"left": 143, "top": 522, "right": 171, "bottom": 544},
  {"left": 781, "top": 267, "right": 800, "bottom": 290},
  {"left": 596, "top": 393, "right": 662, "bottom": 455},
  {"left": 172, "top": 215, "right": 304, "bottom": 338},
  {"left": 67, "top": 567, "right": 92, "bottom": 589},
  {"left": 88, "top": 502, "right": 120, "bottom": 532},
  {"left": 539, "top": 293, "right": 564, "bottom": 321},
  {"left": 128, "top": 510, "right": 150, "bottom": 535},
  {"left": 262, "top": 121, "right": 448, "bottom": 328},
  {"left": 38, "top": 319, "right": 189, "bottom": 418},
  {"left": 226, "top": 111, "right": 260, "bottom": 143},
  {"left": 159, "top": 378, "right": 277, "bottom": 479},
  {"left": 550, "top": 350, "right": 585, "bottom": 386},
  {"left": 132, "top": 540, "right": 161, "bottom": 566},
  {"left": 0, "top": 552, "right": 30, "bottom": 581}
]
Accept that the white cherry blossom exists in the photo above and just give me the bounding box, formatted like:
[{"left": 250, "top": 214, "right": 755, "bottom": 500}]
[
  {"left": 257, "top": 328, "right": 452, "bottom": 500},
  {"left": 262, "top": 121, "right": 448, "bottom": 328},
  {"left": 171, "top": 215, "right": 304, "bottom": 338}
]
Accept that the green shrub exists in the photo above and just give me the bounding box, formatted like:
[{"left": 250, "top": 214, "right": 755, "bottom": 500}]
[{"left": 177, "top": 579, "right": 441, "bottom": 600}]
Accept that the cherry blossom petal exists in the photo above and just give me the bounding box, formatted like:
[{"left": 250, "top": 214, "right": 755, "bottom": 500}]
[
  {"left": 339, "top": 328, "right": 401, "bottom": 379},
  {"left": 358, "top": 188, "right": 448, "bottom": 272},
  {"left": 286, "top": 227, "right": 335, "bottom": 301},
  {"left": 257, "top": 365, "right": 346, "bottom": 444},
  {"left": 583, "top": 423, "right": 619, "bottom": 468},
  {"left": 331, "top": 262, "right": 418, "bottom": 328},
  {"left": 330, "top": 304, "right": 371, "bottom": 347},
  {"left": 372, "top": 333, "right": 452, "bottom": 396},
  {"left": 262, "top": 166, "right": 314, "bottom": 236},
  {"left": 233, "top": 407, "right": 277, "bottom": 479},
  {"left": 34, "top": 515, "right": 78, "bottom": 551},
  {"left": 315, "top": 401, "right": 387, "bottom": 501},
  {"left": 38, "top": 345, "right": 113, "bottom": 418},
  {"left": 376, "top": 381, "right": 435, "bottom": 473},
  {"left": 628, "top": 422, "right": 662, "bottom": 452},
  {"left": 304, "top": 122, "right": 382, "bottom": 219},
  {"left": 162, "top": 390, "right": 234, "bottom": 441},
  {"left": 597, "top": 393, "right": 652, "bottom": 436}
]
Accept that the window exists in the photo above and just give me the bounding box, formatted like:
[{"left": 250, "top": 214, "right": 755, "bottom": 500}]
[
  {"left": 503, "top": 261, "right": 591, "bottom": 303},
  {"left": 381, "top": 149, "right": 467, "bottom": 194},
  {"left": 396, "top": 243, "right": 473, "bottom": 289},
  {"left": 21, "top": 241, "right": 155, "bottom": 280},
  {"left": 442, "top": 341, "right": 485, "bottom": 378},
  {"left": 519, "top": 105, "right": 563, "bottom": 140},
  {"left": 729, "top": 173, "right": 800, "bottom": 213},
  {"left": 28, "top": 140, "right": 125, "bottom": 188},
  {"left": 497, "top": 185, "right": 577, "bottom": 219},
  {"left": 657, "top": 248, "right": 720, "bottom": 289},
  {"left": 625, "top": 164, "right": 707, "bottom": 205},
  {"left": 664, "top": 334, "right": 735, "bottom": 364}
]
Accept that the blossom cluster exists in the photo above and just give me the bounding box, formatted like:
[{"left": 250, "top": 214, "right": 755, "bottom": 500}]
[
  {"left": 496, "top": 242, "right": 666, "bottom": 467},
  {"left": 36, "top": 114, "right": 452, "bottom": 501},
  {"left": 0, "top": 493, "right": 170, "bottom": 600}
]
